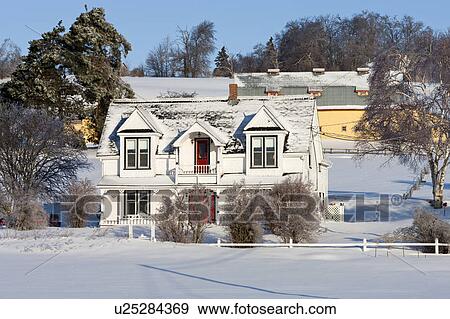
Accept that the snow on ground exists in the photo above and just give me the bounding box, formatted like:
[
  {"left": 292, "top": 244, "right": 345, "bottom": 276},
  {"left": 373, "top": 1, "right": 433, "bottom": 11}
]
[
  {"left": 1, "top": 227, "right": 450, "bottom": 298},
  {"left": 2, "top": 141, "right": 450, "bottom": 298},
  {"left": 122, "top": 77, "right": 232, "bottom": 99}
]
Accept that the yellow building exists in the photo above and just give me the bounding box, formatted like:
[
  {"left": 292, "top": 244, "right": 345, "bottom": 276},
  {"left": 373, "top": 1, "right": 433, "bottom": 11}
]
[
  {"left": 317, "top": 106, "right": 366, "bottom": 140},
  {"left": 234, "top": 68, "right": 370, "bottom": 140}
]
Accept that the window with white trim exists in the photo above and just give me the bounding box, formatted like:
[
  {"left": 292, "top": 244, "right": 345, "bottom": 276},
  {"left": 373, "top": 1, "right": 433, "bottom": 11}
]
[
  {"left": 251, "top": 136, "right": 277, "bottom": 168},
  {"left": 125, "top": 138, "right": 150, "bottom": 169},
  {"left": 125, "top": 191, "right": 150, "bottom": 216},
  {"left": 138, "top": 139, "right": 149, "bottom": 168}
]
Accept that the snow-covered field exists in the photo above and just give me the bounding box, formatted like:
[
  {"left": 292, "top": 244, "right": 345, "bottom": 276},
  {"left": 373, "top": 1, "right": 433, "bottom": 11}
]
[
  {"left": 2, "top": 143, "right": 450, "bottom": 298},
  {"left": 122, "top": 77, "right": 232, "bottom": 99},
  {"left": 1, "top": 227, "right": 450, "bottom": 298}
]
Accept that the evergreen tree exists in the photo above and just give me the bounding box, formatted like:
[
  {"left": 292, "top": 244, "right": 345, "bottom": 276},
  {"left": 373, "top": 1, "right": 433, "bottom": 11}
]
[
  {"left": 63, "top": 8, "right": 134, "bottom": 139},
  {"left": 213, "top": 46, "right": 232, "bottom": 77},
  {"left": 2, "top": 23, "right": 82, "bottom": 118},
  {"left": 263, "top": 37, "right": 279, "bottom": 70},
  {"left": 1, "top": 7, "right": 133, "bottom": 142}
]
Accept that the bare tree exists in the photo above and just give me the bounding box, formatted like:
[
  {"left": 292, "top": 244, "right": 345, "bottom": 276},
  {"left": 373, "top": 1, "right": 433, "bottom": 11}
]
[
  {"left": 0, "top": 39, "right": 21, "bottom": 79},
  {"left": 0, "top": 102, "right": 89, "bottom": 223},
  {"left": 177, "top": 21, "right": 216, "bottom": 77},
  {"left": 145, "top": 36, "right": 178, "bottom": 77},
  {"left": 355, "top": 32, "right": 450, "bottom": 208}
]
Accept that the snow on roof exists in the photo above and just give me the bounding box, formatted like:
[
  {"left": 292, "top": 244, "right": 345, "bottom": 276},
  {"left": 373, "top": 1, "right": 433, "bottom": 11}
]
[
  {"left": 234, "top": 71, "right": 369, "bottom": 91},
  {"left": 122, "top": 76, "right": 232, "bottom": 99},
  {"left": 97, "top": 95, "right": 316, "bottom": 157},
  {"left": 172, "top": 120, "right": 229, "bottom": 147}
]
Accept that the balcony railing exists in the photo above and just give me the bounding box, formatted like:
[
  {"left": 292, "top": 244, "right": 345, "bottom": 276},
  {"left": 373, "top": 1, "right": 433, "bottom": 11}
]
[{"left": 179, "top": 165, "right": 216, "bottom": 175}]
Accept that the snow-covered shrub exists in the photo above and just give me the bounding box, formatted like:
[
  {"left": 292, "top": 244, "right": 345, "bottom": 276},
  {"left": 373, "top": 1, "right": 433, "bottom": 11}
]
[
  {"left": 384, "top": 209, "right": 450, "bottom": 253},
  {"left": 67, "top": 179, "right": 98, "bottom": 228},
  {"left": 228, "top": 221, "right": 262, "bottom": 244},
  {"left": 12, "top": 200, "right": 48, "bottom": 231},
  {"left": 157, "top": 90, "right": 198, "bottom": 98},
  {"left": 156, "top": 187, "right": 210, "bottom": 243},
  {"left": 221, "top": 182, "right": 266, "bottom": 244},
  {"left": 156, "top": 195, "right": 190, "bottom": 243},
  {"left": 268, "top": 177, "right": 320, "bottom": 243}
]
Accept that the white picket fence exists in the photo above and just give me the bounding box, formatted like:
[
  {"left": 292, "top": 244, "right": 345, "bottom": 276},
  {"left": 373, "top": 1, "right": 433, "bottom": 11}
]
[
  {"left": 100, "top": 218, "right": 152, "bottom": 226},
  {"left": 213, "top": 238, "right": 449, "bottom": 255}
]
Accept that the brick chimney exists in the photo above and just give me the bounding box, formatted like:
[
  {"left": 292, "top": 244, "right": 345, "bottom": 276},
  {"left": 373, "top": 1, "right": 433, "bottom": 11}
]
[
  {"left": 267, "top": 68, "right": 280, "bottom": 75},
  {"left": 228, "top": 83, "right": 238, "bottom": 101},
  {"left": 312, "top": 68, "right": 325, "bottom": 75},
  {"left": 356, "top": 67, "right": 370, "bottom": 75}
]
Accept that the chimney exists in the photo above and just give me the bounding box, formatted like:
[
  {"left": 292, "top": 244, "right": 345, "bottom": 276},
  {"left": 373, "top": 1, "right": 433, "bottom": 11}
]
[
  {"left": 228, "top": 83, "right": 238, "bottom": 101},
  {"left": 312, "top": 68, "right": 325, "bottom": 75},
  {"left": 267, "top": 68, "right": 280, "bottom": 75},
  {"left": 357, "top": 67, "right": 370, "bottom": 75}
]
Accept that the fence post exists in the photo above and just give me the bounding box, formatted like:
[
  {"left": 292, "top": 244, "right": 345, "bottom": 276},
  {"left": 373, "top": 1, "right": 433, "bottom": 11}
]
[
  {"left": 435, "top": 238, "right": 439, "bottom": 255},
  {"left": 289, "top": 238, "right": 293, "bottom": 248},
  {"left": 128, "top": 224, "right": 133, "bottom": 239},
  {"left": 150, "top": 220, "right": 156, "bottom": 242},
  {"left": 362, "top": 238, "right": 367, "bottom": 252},
  {"left": 217, "top": 238, "right": 221, "bottom": 248}
]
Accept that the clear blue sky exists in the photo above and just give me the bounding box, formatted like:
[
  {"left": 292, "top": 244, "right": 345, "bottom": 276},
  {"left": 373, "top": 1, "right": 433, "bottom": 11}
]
[{"left": 1, "top": 0, "right": 449, "bottom": 68}]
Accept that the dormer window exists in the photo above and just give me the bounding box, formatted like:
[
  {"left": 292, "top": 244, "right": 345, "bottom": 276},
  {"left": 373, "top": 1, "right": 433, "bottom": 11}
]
[
  {"left": 251, "top": 136, "right": 277, "bottom": 168},
  {"left": 125, "top": 138, "right": 150, "bottom": 169}
]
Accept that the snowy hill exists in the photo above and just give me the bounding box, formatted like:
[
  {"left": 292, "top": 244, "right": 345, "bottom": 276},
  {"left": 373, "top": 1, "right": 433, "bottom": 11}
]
[{"left": 122, "top": 76, "right": 232, "bottom": 99}]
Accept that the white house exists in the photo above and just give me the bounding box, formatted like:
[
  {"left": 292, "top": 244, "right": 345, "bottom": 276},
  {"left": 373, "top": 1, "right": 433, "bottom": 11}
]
[{"left": 96, "top": 95, "right": 329, "bottom": 233}]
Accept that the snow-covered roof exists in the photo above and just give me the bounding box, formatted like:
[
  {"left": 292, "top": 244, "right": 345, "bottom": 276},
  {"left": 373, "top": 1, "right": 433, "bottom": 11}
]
[
  {"left": 172, "top": 120, "right": 229, "bottom": 147},
  {"left": 122, "top": 76, "right": 232, "bottom": 99},
  {"left": 234, "top": 71, "right": 369, "bottom": 91},
  {"left": 97, "top": 96, "right": 316, "bottom": 157}
]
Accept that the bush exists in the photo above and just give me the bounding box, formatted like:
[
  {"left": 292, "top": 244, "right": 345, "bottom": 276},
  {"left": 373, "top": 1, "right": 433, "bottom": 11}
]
[
  {"left": 156, "top": 187, "right": 209, "bottom": 243},
  {"left": 270, "top": 215, "right": 319, "bottom": 243},
  {"left": 12, "top": 200, "right": 48, "bottom": 230},
  {"left": 228, "top": 222, "right": 262, "bottom": 244},
  {"left": 67, "top": 179, "right": 98, "bottom": 228},
  {"left": 268, "top": 177, "right": 320, "bottom": 243},
  {"left": 157, "top": 90, "right": 198, "bottom": 98},
  {"left": 384, "top": 209, "right": 450, "bottom": 253}
]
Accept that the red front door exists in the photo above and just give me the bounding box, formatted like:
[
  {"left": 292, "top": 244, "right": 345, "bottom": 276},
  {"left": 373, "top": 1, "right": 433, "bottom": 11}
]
[{"left": 195, "top": 139, "right": 209, "bottom": 173}]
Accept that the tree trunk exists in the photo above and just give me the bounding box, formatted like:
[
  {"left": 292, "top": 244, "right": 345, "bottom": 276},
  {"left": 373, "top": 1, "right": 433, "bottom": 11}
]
[{"left": 429, "top": 153, "right": 450, "bottom": 209}]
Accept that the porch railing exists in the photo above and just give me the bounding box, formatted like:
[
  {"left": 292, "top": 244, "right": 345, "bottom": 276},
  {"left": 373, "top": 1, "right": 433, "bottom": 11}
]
[
  {"left": 179, "top": 165, "right": 216, "bottom": 175},
  {"left": 100, "top": 216, "right": 152, "bottom": 226}
]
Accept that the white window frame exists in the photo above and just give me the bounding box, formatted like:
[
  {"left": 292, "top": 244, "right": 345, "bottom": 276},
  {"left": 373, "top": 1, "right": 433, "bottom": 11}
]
[
  {"left": 125, "top": 138, "right": 137, "bottom": 169},
  {"left": 251, "top": 136, "right": 277, "bottom": 168},
  {"left": 264, "top": 136, "right": 277, "bottom": 168},
  {"left": 251, "top": 136, "right": 264, "bottom": 168},
  {"left": 138, "top": 138, "right": 150, "bottom": 169},
  {"left": 125, "top": 137, "right": 150, "bottom": 169},
  {"left": 125, "top": 191, "right": 150, "bottom": 216}
]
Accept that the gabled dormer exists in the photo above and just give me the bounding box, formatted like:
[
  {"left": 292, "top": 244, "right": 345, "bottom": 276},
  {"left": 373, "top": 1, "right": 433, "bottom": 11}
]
[
  {"left": 172, "top": 120, "right": 228, "bottom": 180},
  {"left": 243, "top": 105, "right": 289, "bottom": 176},
  {"left": 117, "top": 107, "right": 164, "bottom": 178}
]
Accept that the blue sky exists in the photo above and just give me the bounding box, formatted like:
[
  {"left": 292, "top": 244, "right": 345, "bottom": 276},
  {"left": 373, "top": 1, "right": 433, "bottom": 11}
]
[{"left": 1, "top": 0, "right": 449, "bottom": 68}]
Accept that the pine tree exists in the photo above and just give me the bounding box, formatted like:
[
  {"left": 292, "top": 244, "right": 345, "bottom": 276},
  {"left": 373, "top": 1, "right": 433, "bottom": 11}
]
[
  {"left": 213, "top": 46, "right": 232, "bottom": 77},
  {"left": 1, "top": 23, "right": 82, "bottom": 118},
  {"left": 1, "top": 7, "right": 134, "bottom": 142},
  {"left": 263, "top": 37, "right": 279, "bottom": 70},
  {"left": 63, "top": 8, "right": 134, "bottom": 140}
]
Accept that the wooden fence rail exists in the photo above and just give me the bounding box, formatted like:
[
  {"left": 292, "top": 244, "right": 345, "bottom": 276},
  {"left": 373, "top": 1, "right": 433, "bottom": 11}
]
[
  {"left": 213, "top": 238, "right": 449, "bottom": 255},
  {"left": 323, "top": 148, "right": 390, "bottom": 155}
]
